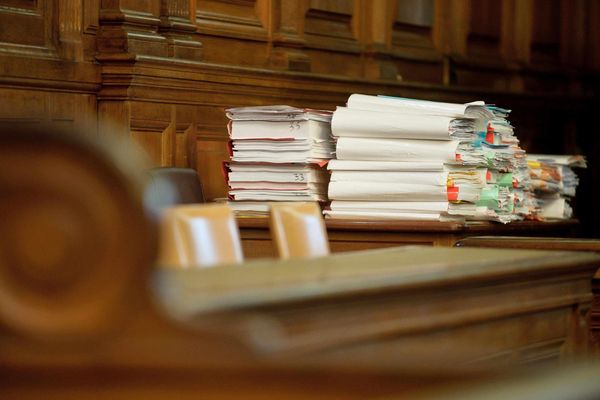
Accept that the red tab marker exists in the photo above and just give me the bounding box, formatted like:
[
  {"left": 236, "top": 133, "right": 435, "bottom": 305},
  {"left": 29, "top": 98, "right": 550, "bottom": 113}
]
[
  {"left": 447, "top": 186, "right": 459, "bottom": 202},
  {"left": 486, "top": 170, "right": 491, "bottom": 182}
]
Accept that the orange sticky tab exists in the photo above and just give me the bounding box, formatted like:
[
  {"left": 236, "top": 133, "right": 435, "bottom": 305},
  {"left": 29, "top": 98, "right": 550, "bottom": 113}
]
[
  {"left": 486, "top": 170, "right": 491, "bottom": 182},
  {"left": 447, "top": 186, "right": 459, "bottom": 202},
  {"left": 312, "top": 160, "right": 329, "bottom": 168},
  {"left": 455, "top": 153, "right": 461, "bottom": 161},
  {"left": 486, "top": 131, "right": 494, "bottom": 144}
]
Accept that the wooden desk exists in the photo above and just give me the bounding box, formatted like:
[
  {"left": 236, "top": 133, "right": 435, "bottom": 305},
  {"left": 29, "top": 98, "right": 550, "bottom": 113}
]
[
  {"left": 2, "top": 246, "right": 599, "bottom": 398},
  {"left": 159, "top": 246, "right": 598, "bottom": 366},
  {"left": 455, "top": 236, "right": 600, "bottom": 355},
  {"left": 238, "top": 218, "right": 579, "bottom": 258}
]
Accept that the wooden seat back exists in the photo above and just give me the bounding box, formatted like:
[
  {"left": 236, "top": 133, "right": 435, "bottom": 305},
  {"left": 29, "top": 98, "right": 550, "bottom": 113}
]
[
  {"left": 269, "top": 202, "right": 330, "bottom": 259},
  {"left": 158, "top": 203, "right": 243, "bottom": 268}
]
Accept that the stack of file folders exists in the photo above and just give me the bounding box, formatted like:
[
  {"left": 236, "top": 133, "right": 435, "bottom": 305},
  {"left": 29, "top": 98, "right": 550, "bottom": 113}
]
[
  {"left": 224, "top": 105, "right": 334, "bottom": 215},
  {"left": 526, "top": 154, "right": 586, "bottom": 219},
  {"left": 324, "top": 94, "right": 529, "bottom": 223}
]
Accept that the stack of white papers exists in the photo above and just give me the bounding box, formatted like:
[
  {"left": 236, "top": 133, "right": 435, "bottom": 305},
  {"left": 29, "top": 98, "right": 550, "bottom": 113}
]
[
  {"left": 325, "top": 94, "right": 528, "bottom": 223},
  {"left": 526, "top": 154, "right": 586, "bottom": 219},
  {"left": 224, "top": 106, "right": 334, "bottom": 213}
]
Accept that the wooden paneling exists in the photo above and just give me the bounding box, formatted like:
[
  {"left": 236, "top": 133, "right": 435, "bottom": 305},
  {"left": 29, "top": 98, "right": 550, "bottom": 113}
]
[
  {"left": 389, "top": 0, "right": 442, "bottom": 83},
  {"left": 196, "top": 0, "right": 269, "bottom": 40},
  {"left": 304, "top": 0, "right": 359, "bottom": 51},
  {"left": 467, "top": 0, "right": 501, "bottom": 57},
  {"left": 530, "top": 0, "right": 561, "bottom": 64},
  {"left": 0, "top": 0, "right": 56, "bottom": 57},
  {"left": 196, "top": 137, "right": 229, "bottom": 198},
  {"left": 392, "top": 0, "right": 435, "bottom": 53},
  {"left": 0, "top": 0, "right": 599, "bottom": 232},
  {"left": 587, "top": 0, "right": 600, "bottom": 70},
  {"left": 0, "top": 88, "right": 97, "bottom": 134}
]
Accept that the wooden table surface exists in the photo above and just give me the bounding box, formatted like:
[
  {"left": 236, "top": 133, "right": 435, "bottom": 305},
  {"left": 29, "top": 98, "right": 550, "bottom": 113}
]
[{"left": 159, "top": 245, "right": 598, "bottom": 315}]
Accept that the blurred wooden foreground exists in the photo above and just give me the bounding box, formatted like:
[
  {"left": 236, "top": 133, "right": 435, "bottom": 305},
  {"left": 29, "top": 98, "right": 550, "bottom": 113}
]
[{"left": 1, "top": 128, "right": 600, "bottom": 399}]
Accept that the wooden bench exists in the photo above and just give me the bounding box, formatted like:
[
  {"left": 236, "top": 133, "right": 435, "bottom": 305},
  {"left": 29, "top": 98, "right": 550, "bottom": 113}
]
[{"left": 456, "top": 236, "right": 600, "bottom": 355}]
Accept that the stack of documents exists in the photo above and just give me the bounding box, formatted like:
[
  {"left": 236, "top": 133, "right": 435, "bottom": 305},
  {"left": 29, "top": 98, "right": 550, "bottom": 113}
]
[
  {"left": 224, "top": 106, "right": 334, "bottom": 214},
  {"left": 526, "top": 154, "right": 586, "bottom": 219},
  {"left": 324, "top": 94, "right": 528, "bottom": 223}
]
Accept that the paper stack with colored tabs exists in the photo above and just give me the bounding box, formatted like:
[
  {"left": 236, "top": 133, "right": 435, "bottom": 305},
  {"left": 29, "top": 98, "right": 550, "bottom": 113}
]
[
  {"left": 324, "top": 94, "right": 528, "bottom": 223},
  {"left": 526, "top": 154, "right": 586, "bottom": 219},
  {"left": 223, "top": 105, "right": 334, "bottom": 215}
]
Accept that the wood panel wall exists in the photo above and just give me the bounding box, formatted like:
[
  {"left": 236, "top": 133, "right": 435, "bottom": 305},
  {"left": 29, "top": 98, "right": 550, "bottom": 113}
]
[{"left": 1, "top": 0, "right": 599, "bottom": 233}]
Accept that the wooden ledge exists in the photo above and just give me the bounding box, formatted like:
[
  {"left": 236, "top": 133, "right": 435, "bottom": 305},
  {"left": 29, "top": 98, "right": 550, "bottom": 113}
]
[{"left": 237, "top": 217, "right": 579, "bottom": 233}]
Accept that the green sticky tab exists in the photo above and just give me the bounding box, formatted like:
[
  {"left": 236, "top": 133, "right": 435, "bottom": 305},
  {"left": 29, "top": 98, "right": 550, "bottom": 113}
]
[
  {"left": 497, "top": 172, "right": 513, "bottom": 187},
  {"left": 476, "top": 186, "right": 499, "bottom": 210},
  {"left": 485, "top": 151, "right": 495, "bottom": 167},
  {"left": 505, "top": 200, "right": 514, "bottom": 213}
]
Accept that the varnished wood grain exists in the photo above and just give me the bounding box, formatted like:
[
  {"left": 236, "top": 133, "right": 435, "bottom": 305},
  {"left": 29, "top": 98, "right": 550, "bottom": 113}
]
[
  {"left": 455, "top": 235, "right": 600, "bottom": 355},
  {"left": 158, "top": 246, "right": 599, "bottom": 365}
]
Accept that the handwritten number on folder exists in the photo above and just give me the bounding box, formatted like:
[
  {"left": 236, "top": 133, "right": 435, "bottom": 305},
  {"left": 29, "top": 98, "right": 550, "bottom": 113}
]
[{"left": 293, "top": 173, "right": 305, "bottom": 182}]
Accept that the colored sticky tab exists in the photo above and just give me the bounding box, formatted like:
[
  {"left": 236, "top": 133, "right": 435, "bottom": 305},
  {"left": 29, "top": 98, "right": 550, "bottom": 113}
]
[
  {"left": 497, "top": 172, "right": 514, "bottom": 187},
  {"left": 455, "top": 153, "right": 462, "bottom": 162},
  {"left": 486, "top": 170, "right": 491, "bottom": 182},
  {"left": 476, "top": 186, "right": 499, "bottom": 210},
  {"left": 472, "top": 131, "right": 485, "bottom": 148},
  {"left": 447, "top": 178, "right": 454, "bottom": 187},
  {"left": 447, "top": 186, "right": 459, "bottom": 202}
]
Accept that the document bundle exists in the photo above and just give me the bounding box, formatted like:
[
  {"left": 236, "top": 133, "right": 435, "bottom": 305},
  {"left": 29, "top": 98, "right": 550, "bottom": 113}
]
[
  {"left": 224, "top": 105, "right": 334, "bottom": 214},
  {"left": 222, "top": 99, "right": 583, "bottom": 223},
  {"left": 526, "top": 154, "right": 586, "bottom": 219},
  {"left": 324, "top": 94, "right": 529, "bottom": 223}
]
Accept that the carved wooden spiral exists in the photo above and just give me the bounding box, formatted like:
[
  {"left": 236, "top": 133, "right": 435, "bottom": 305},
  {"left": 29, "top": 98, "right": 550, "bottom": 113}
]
[{"left": 0, "top": 126, "right": 157, "bottom": 339}]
